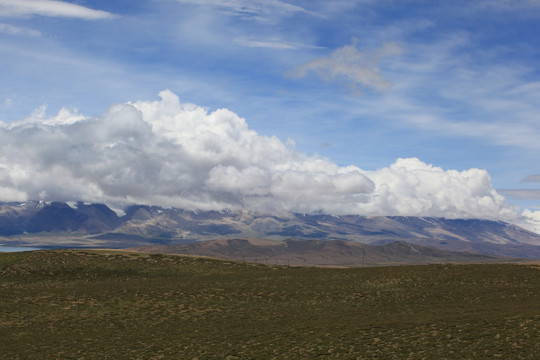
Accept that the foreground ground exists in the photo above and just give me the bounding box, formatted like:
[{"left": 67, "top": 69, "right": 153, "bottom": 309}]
[{"left": 1, "top": 250, "right": 539, "bottom": 359}]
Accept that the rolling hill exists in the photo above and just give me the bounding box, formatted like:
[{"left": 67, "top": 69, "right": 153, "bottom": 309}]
[{"left": 128, "top": 238, "right": 519, "bottom": 266}]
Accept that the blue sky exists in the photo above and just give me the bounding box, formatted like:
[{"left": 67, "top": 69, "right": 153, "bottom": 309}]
[{"left": 1, "top": 0, "right": 540, "bottom": 230}]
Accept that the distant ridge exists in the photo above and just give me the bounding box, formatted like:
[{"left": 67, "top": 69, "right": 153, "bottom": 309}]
[
  {"left": 127, "top": 239, "right": 519, "bottom": 267},
  {"left": 1, "top": 201, "right": 540, "bottom": 259}
]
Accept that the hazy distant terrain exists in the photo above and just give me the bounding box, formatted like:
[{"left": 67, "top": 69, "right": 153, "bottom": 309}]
[
  {"left": 2, "top": 201, "right": 540, "bottom": 262},
  {"left": 129, "top": 238, "right": 520, "bottom": 267}
]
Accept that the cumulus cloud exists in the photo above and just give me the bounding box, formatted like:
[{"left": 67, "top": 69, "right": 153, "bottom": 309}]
[
  {"left": 364, "top": 158, "right": 516, "bottom": 219},
  {"left": 0, "top": 90, "right": 519, "bottom": 222},
  {"left": 0, "top": 0, "right": 115, "bottom": 20},
  {"left": 520, "top": 209, "right": 540, "bottom": 234},
  {"left": 287, "top": 39, "right": 403, "bottom": 93}
]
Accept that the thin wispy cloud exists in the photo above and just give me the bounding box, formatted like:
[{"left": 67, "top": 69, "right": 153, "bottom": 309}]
[
  {"left": 476, "top": 0, "right": 540, "bottom": 11},
  {"left": 235, "top": 38, "right": 296, "bottom": 50},
  {"left": 382, "top": 103, "right": 540, "bottom": 150},
  {"left": 522, "top": 175, "right": 540, "bottom": 183},
  {"left": 0, "top": 22, "right": 40, "bottom": 36},
  {"left": 340, "top": 33, "right": 540, "bottom": 150},
  {"left": 173, "top": 0, "right": 315, "bottom": 21},
  {"left": 0, "top": 0, "right": 116, "bottom": 20},
  {"left": 287, "top": 40, "right": 403, "bottom": 93},
  {"left": 235, "top": 37, "right": 325, "bottom": 50},
  {"left": 499, "top": 189, "right": 540, "bottom": 200}
]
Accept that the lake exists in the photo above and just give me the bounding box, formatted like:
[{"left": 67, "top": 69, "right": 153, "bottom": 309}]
[{"left": 0, "top": 246, "right": 41, "bottom": 252}]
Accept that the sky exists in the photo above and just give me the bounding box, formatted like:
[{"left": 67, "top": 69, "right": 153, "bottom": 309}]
[{"left": 1, "top": 0, "right": 540, "bottom": 232}]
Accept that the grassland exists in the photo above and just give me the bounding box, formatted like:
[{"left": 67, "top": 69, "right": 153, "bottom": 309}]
[{"left": 1, "top": 250, "right": 539, "bottom": 359}]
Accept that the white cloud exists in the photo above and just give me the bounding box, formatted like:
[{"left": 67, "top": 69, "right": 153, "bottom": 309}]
[
  {"left": 287, "top": 40, "right": 403, "bottom": 93},
  {"left": 518, "top": 209, "right": 540, "bottom": 235},
  {"left": 235, "top": 38, "right": 296, "bottom": 50},
  {"left": 365, "top": 158, "right": 516, "bottom": 219},
  {"left": 0, "top": 0, "right": 115, "bottom": 20},
  {"left": 0, "top": 91, "right": 521, "bottom": 223},
  {"left": 7, "top": 104, "right": 86, "bottom": 127},
  {"left": 235, "top": 37, "right": 325, "bottom": 50}
]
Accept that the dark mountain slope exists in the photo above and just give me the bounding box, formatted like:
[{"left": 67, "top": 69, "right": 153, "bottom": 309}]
[{"left": 1, "top": 201, "right": 540, "bottom": 259}]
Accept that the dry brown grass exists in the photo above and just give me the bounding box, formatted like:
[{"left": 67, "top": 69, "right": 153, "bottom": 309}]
[{"left": 1, "top": 250, "right": 539, "bottom": 359}]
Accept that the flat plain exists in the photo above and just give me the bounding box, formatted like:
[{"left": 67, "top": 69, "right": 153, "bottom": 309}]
[{"left": 1, "top": 250, "right": 539, "bottom": 359}]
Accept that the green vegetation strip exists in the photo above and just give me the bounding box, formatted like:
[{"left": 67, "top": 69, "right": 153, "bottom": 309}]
[{"left": 1, "top": 250, "right": 539, "bottom": 359}]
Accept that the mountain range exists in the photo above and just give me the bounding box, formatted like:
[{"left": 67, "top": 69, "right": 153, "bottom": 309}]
[{"left": 1, "top": 201, "right": 540, "bottom": 260}]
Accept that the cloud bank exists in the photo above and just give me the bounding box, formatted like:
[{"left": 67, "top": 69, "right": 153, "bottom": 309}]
[{"left": 0, "top": 90, "right": 527, "bottom": 225}]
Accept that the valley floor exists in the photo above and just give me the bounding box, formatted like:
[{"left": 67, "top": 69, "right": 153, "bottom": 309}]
[{"left": 1, "top": 250, "right": 539, "bottom": 359}]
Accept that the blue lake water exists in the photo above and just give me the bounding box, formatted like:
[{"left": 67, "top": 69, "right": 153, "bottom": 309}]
[{"left": 0, "top": 246, "right": 41, "bottom": 252}]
